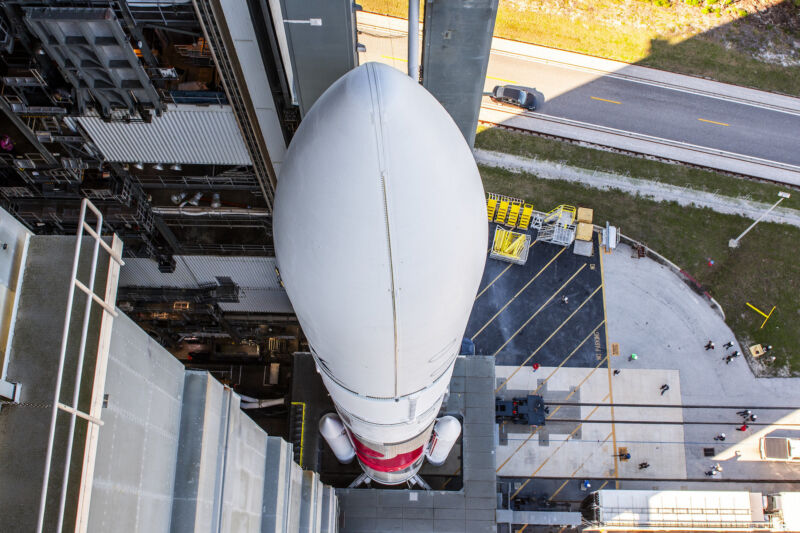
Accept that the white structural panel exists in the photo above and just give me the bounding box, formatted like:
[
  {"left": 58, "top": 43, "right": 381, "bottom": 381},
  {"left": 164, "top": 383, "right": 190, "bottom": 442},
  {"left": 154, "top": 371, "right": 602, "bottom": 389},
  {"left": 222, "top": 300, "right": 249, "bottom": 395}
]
[
  {"left": 76, "top": 104, "right": 252, "bottom": 165},
  {"left": 596, "top": 490, "right": 760, "bottom": 526},
  {"left": 273, "top": 62, "right": 486, "bottom": 447}
]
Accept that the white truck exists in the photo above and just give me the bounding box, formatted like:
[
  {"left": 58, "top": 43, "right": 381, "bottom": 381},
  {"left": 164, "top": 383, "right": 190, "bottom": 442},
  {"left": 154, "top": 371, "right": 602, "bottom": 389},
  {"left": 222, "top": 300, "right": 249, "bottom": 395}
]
[{"left": 760, "top": 437, "right": 800, "bottom": 461}]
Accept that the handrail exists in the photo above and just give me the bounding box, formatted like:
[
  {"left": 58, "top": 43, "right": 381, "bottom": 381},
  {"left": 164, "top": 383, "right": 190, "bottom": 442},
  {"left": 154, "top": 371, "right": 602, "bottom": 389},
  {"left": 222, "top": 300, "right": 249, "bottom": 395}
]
[{"left": 36, "top": 198, "right": 123, "bottom": 533}]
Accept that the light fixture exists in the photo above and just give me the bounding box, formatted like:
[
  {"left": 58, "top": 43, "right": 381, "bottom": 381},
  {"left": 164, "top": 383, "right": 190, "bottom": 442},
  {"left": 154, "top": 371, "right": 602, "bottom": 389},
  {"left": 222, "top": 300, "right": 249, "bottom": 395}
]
[
  {"left": 171, "top": 163, "right": 182, "bottom": 171},
  {"left": 211, "top": 192, "right": 221, "bottom": 209},
  {"left": 171, "top": 192, "right": 187, "bottom": 205},
  {"left": 188, "top": 192, "right": 203, "bottom": 206},
  {"left": 153, "top": 163, "right": 164, "bottom": 171},
  {"left": 133, "top": 162, "right": 144, "bottom": 170}
]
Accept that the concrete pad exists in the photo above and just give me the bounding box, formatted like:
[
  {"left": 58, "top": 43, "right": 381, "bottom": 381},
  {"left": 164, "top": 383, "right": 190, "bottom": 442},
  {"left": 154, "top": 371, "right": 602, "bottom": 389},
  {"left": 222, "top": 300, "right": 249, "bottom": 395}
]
[
  {"left": 603, "top": 244, "right": 800, "bottom": 483},
  {"left": 495, "top": 366, "right": 686, "bottom": 480}
]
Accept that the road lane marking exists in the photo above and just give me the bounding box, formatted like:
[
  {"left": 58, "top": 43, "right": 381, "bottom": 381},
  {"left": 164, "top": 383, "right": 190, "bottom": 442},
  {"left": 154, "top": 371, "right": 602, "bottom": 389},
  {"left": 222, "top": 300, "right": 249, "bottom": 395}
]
[
  {"left": 487, "top": 75, "right": 520, "bottom": 84},
  {"left": 380, "top": 55, "right": 407, "bottom": 62},
  {"left": 698, "top": 118, "right": 730, "bottom": 126},
  {"left": 475, "top": 240, "right": 538, "bottom": 301},
  {"left": 591, "top": 96, "right": 622, "bottom": 105},
  {"left": 492, "top": 264, "right": 586, "bottom": 356},
  {"left": 471, "top": 247, "right": 567, "bottom": 339},
  {"left": 495, "top": 284, "right": 603, "bottom": 394}
]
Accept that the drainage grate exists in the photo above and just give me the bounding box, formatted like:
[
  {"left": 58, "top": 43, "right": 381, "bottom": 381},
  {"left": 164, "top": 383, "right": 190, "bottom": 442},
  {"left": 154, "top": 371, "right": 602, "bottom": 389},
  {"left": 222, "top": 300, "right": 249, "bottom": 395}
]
[{"left": 704, "top": 447, "right": 715, "bottom": 457}]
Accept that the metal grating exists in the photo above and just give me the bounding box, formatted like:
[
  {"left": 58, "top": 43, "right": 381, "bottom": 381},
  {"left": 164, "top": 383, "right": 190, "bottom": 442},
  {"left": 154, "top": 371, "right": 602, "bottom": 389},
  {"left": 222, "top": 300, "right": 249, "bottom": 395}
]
[{"left": 76, "top": 104, "right": 252, "bottom": 165}]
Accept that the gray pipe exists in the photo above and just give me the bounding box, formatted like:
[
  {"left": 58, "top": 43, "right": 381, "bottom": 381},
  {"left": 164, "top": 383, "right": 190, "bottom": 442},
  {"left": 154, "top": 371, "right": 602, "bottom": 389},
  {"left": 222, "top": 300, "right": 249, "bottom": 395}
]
[{"left": 408, "top": 0, "right": 419, "bottom": 81}]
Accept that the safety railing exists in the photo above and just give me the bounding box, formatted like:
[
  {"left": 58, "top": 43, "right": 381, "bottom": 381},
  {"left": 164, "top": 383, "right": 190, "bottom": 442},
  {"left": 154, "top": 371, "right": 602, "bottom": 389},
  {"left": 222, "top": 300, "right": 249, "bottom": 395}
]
[{"left": 36, "top": 198, "right": 124, "bottom": 533}]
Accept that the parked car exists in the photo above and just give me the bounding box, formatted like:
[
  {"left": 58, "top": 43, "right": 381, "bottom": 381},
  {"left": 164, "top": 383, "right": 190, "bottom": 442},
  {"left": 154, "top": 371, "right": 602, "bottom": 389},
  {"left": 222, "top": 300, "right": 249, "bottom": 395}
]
[
  {"left": 490, "top": 85, "right": 536, "bottom": 110},
  {"left": 760, "top": 436, "right": 800, "bottom": 461}
]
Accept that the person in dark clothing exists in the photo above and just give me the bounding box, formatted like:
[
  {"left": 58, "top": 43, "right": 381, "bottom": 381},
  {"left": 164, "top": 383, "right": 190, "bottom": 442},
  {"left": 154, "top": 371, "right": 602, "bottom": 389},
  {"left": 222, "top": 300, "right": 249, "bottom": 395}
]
[
  {"left": 714, "top": 433, "right": 726, "bottom": 441},
  {"left": 639, "top": 462, "right": 650, "bottom": 469},
  {"left": 660, "top": 384, "right": 670, "bottom": 395},
  {"left": 705, "top": 341, "right": 715, "bottom": 350},
  {"left": 613, "top": 369, "right": 621, "bottom": 375},
  {"left": 723, "top": 341, "right": 734, "bottom": 349},
  {"left": 737, "top": 410, "right": 752, "bottom": 418}
]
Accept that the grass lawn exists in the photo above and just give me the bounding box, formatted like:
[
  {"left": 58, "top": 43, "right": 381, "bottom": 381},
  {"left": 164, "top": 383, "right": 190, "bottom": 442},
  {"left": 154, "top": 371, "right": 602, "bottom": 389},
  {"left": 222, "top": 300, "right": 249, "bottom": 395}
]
[
  {"left": 480, "top": 165, "right": 800, "bottom": 375},
  {"left": 475, "top": 127, "right": 799, "bottom": 209},
  {"left": 359, "top": 1, "right": 800, "bottom": 97}
]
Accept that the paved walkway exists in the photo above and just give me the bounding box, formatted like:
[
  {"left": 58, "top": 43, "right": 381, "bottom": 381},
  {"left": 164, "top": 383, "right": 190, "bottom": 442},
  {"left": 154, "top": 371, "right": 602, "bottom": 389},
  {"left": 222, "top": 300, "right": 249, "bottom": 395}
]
[
  {"left": 603, "top": 244, "right": 800, "bottom": 484},
  {"left": 475, "top": 148, "right": 800, "bottom": 228}
]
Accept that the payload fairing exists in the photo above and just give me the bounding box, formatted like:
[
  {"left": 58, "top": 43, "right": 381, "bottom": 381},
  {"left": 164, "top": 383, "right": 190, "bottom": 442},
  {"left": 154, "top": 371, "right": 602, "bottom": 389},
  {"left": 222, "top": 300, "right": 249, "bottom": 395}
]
[{"left": 273, "top": 63, "right": 487, "bottom": 484}]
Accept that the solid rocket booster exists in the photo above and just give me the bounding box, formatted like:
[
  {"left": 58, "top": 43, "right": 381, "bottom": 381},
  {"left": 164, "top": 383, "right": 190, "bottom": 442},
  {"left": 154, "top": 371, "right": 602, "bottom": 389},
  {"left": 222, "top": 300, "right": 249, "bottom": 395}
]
[{"left": 273, "top": 62, "right": 487, "bottom": 484}]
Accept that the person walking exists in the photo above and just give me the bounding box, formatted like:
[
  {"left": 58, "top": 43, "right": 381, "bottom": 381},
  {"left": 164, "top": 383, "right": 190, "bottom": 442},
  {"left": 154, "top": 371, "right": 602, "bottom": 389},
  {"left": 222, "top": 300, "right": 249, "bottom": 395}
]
[
  {"left": 737, "top": 410, "right": 752, "bottom": 418},
  {"left": 705, "top": 340, "right": 715, "bottom": 350},
  {"left": 737, "top": 423, "right": 749, "bottom": 432},
  {"left": 628, "top": 353, "right": 638, "bottom": 362},
  {"left": 705, "top": 469, "right": 719, "bottom": 477},
  {"left": 561, "top": 295, "right": 569, "bottom": 305},
  {"left": 613, "top": 369, "right": 621, "bottom": 376},
  {"left": 617, "top": 452, "right": 631, "bottom": 460},
  {"left": 660, "top": 384, "right": 670, "bottom": 395},
  {"left": 639, "top": 462, "right": 650, "bottom": 470},
  {"left": 714, "top": 433, "right": 726, "bottom": 441},
  {"left": 724, "top": 355, "right": 733, "bottom": 364},
  {"left": 749, "top": 414, "right": 757, "bottom": 422},
  {"left": 723, "top": 341, "right": 734, "bottom": 349},
  {"left": 713, "top": 463, "right": 723, "bottom": 472}
]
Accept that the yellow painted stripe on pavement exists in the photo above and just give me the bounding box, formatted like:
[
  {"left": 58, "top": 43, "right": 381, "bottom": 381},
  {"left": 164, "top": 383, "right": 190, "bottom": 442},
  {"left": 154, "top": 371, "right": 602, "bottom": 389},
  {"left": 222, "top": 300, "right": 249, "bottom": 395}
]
[
  {"left": 381, "top": 55, "right": 407, "bottom": 62},
  {"left": 472, "top": 247, "right": 567, "bottom": 339},
  {"left": 475, "top": 240, "right": 538, "bottom": 301},
  {"left": 591, "top": 96, "right": 622, "bottom": 105},
  {"left": 698, "top": 118, "right": 730, "bottom": 127},
  {"left": 487, "top": 75, "right": 520, "bottom": 84}
]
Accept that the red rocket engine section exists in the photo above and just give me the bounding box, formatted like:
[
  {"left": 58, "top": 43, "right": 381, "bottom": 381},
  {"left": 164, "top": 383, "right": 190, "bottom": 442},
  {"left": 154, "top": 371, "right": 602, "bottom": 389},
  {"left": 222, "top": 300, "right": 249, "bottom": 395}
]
[{"left": 351, "top": 435, "right": 424, "bottom": 473}]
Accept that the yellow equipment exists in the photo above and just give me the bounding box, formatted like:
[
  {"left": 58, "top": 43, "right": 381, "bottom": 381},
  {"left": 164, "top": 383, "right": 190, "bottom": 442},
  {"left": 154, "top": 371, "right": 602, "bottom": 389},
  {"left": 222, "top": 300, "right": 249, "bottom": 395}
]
[
  {"left": 495, "top": 200, "right": 509, "bottom": 224},
  {"left": 490, "top": 226, "right": 531, "bottom": 265},
  {"left": 506, "top": 203, "right": 521, "bottom": 227},
  {"left": 487, "top": 198, "right": 498, "bottom": 221},
  {"left": 518, "top": 204, "right": 533, "bottom": 230}
]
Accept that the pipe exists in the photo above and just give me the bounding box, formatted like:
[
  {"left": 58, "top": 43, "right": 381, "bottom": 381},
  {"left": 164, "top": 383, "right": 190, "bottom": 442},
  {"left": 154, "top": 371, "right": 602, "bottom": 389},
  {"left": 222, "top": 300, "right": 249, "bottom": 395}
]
[
  {"left": 151, "top": 206, "right": 270, "bottom": 217},
  {"left": 240, "top": 398, "right": 284, "bottom": 409},
  {"left": 408, "top": 0, "right": 419, "bottom": 81}
]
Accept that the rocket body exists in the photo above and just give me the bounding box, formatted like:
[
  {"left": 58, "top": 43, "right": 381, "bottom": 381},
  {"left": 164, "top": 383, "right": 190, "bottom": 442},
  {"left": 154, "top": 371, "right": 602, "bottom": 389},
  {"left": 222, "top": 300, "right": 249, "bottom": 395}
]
[{"left": 273, "top": 63, "right": 487, "bottom": 484}]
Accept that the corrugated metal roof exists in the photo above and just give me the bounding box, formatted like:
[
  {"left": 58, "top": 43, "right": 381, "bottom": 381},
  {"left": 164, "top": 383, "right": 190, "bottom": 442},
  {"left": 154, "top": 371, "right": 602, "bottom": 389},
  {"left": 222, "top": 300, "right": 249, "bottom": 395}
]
[
  {"left": 119, "top": 256, "right": 291, "bottom": 313},
  {"left": 219, "top": 289, "right": 293, "bottom": 313},
  {"left": 76, "top": 104, "right": 252, "bottom": 165}
]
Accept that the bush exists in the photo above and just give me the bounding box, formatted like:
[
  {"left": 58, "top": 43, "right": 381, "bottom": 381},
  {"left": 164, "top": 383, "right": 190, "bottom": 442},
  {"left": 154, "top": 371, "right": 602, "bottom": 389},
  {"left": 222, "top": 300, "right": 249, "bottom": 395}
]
[
  {"left": 706, "top": 0, "right": 719, "bottom": 5},
  {"left": 684, "top": 0, "right": 701, "bottom": 6},
  {"left": 701, "top": 5, "right": 711, "bottom": 12},
  {"left": 737, "top": 7, "right": 747, "bottom": 15}
]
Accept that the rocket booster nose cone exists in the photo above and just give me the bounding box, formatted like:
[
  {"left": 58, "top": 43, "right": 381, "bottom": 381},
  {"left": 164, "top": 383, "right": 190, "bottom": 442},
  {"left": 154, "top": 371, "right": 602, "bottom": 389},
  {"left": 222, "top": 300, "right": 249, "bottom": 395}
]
[{"left": 274, "top": 62, "right": 487, "bottom": 400}]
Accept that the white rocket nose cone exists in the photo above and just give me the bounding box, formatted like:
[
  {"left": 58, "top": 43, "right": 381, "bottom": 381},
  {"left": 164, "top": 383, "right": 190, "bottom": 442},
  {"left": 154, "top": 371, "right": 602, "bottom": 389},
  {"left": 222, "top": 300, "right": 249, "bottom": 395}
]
[
  {"left": 274, "top": 62, "right": 486, "bottom": 483},
  {"left": 273, "top": 62, "right": 487, "bottom": 401}
]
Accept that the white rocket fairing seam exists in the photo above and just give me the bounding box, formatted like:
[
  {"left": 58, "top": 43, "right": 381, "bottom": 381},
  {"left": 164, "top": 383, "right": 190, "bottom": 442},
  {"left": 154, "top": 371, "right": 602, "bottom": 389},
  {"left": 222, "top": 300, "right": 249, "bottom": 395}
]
[{"left": 273, "top": 62, "right": 487, "bottom": 484}]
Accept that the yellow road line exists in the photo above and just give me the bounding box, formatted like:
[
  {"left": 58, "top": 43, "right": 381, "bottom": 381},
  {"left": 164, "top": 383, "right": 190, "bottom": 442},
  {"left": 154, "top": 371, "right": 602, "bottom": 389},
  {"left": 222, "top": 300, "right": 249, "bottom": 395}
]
[
  {"left": 698, "top": 118, "right": 730, "bottom": 127},
  {"left": 597, "top": 480, "right": 609, "bottom": 491},
  {"left": 496, "top": 426, "right": 541, "bottom": 472},
  {"left": 440, "top": 466, "right": 461, "bottom": 489},
  {"left": 499, "top": 380, "right": 607, "bottom": 475},
  {"left": 533, "top": 320, "right": 606, "bottom": 395},
  {"left": 548, "top": 431, "right": 612, "bottom": 501},
  {"left": 495, "top": 284, "right": 603, "bottom": 394},
  {"left": 600, "top": 250, "right": 620, "bottom": 487},
  {"left": 516, "top": 526, "right": 528, "bottom": 533},
  {"left": 492, "top": 264, "right": 586, "bottom": 356},
  {"left": 509, "top": 393, "right": 608, "bottom": 499},
  {"left": 472, "top": 247, "right": 567, "bottom": 339},
  {"left": 475, "top": 240, "right": 538, "bottom": 301},
  {"left": 381, "top": 55, "right": 407, "bottom": 62},
  {"left": 488, "top": 75, "right": 520, "bottom": 84},
  {"left": 590, "top": 96, "right": 622, "bottom": 105}
]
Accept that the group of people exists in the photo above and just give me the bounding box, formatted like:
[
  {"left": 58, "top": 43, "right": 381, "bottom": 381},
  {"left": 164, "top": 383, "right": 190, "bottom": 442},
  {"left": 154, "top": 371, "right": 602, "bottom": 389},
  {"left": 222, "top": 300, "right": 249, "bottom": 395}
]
[
  {"left": 736, "top": 409, "right": 757, "bottom": 431},
  {"left": 705, "top": 340, "right": 742, "bottom": 364}
]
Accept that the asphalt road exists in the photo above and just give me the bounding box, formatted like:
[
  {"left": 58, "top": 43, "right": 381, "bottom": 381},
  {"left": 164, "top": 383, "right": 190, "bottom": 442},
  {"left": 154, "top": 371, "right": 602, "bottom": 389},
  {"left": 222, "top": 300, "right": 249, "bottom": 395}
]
[{"left": 358, "top": 25, "right": 800, "bottom": 170}]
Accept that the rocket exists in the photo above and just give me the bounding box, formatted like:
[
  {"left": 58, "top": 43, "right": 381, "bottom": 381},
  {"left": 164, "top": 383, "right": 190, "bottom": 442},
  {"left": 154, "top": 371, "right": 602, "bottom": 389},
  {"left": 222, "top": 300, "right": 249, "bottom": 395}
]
[{"left": 273, "top": 62, "right": 487, "bottom": 484}]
